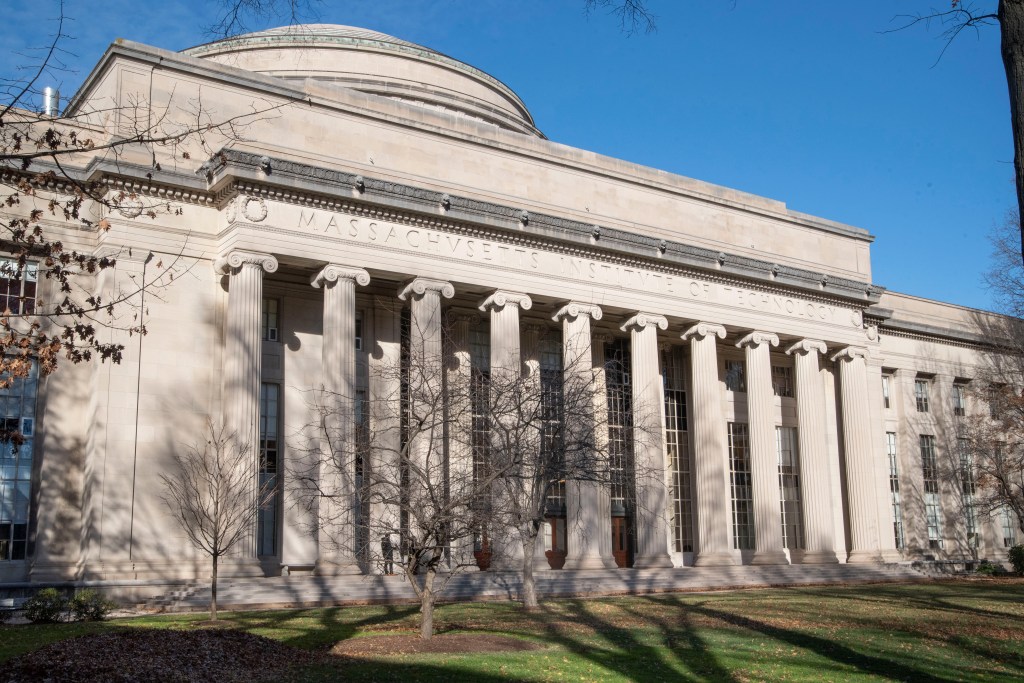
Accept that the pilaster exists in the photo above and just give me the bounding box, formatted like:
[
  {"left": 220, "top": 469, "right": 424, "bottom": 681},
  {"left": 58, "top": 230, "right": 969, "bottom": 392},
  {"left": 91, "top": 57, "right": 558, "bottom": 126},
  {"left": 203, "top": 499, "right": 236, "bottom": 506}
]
[
  {"left": 621, "top": 312, "right": 673, "bottom": 568},
  {"left": 736, "top": 331, "right": 788, "bottom": 565},
  {"left": 682, "top": 322, "right": 736, "bottom": 566}
]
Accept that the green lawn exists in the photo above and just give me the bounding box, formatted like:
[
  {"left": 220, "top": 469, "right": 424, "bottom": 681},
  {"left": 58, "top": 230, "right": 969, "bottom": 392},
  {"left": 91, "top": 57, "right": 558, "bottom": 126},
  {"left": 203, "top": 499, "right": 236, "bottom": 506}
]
[{"left": 1, "top": 580, "right": 1022, "bottom": 681}]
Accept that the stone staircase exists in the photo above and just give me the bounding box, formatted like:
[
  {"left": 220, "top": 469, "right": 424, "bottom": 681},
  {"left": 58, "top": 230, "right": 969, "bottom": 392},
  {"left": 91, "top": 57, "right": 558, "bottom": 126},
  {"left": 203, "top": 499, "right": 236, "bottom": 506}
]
[{"left": 145, "top": 562, "right": 927, "bottom": 613}]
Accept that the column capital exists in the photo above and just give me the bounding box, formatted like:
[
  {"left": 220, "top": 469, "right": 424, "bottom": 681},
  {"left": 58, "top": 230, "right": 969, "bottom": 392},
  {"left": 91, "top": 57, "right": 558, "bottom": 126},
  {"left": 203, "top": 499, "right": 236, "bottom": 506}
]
[
  {"left": 735, "top": 331, "right": 779, "bottom": 350},
  {"left": 831, "top": 346, "right": 869, "bottom": 363},
  {"left": 620, "top": 312, "right": 668, "bottom": 333},
  {"left": 311, "top": 264, "right": 370, "bottom": 289},
  {"left": 216, "top": 250, "right": 278, "bottom": 275},
  {"left": 681, "top": 322, "right": 726, "bottom": 342},
  {"left": 397, "top": 277, "right": 455, "bottom": 301},
  {"left": 785, "top": 338, "right": 828, "bottom": 356},
  {"left": 552, "top": 301, "right": 603, "bottom": 323},
  {"left": 478, "top": 290, "right": 532, "bottom": 313}
]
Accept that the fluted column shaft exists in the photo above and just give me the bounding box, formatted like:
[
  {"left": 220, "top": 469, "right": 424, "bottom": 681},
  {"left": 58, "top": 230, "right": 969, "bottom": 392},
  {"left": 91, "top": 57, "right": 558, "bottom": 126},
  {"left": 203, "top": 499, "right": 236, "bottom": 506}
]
[
  {"left": 622, "top": 312, "right": 673, "bottom": 568},
  {"left": 591, "top": 336, "right": 615, "bottom": 565},
  {"left": 312, "top": 264, "right": 370, "bottom": 574},
  {"left": 683, "top": 323, "right": 736, "bottom": 566},
  {"left": 479, "top": 290, "right": 532, "bottom": 570},
  {"left": 521, "top": 323, "right": 549, "bottom": 569},
  {"left": 833, "top": 347, "right": 883, "bottom": 563},
  {"left": 556, "top": 303, "right": 615, "bottom": 570},
  {"left": 738, "top": 332, "right": 788, "bottom": 564},
  {"left": 446, "top": 310, "right": 477, "bottom": 567},
  {"left": 786, "top": 340, "right": 838, "bottom": 563},
  {"left": 219, "top": 250, "right": 278, "bottom": 557}
]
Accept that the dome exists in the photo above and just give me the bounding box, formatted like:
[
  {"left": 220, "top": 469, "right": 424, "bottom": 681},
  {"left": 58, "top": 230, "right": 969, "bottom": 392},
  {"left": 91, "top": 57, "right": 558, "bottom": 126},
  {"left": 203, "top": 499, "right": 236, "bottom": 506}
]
[{"left": 184, "top": 24, "right": 541, "bottom": 137}]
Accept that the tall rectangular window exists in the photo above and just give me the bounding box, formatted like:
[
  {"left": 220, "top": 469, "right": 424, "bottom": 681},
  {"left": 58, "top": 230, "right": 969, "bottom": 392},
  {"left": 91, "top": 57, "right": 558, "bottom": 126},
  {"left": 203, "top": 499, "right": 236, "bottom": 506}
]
[
  {"left": 470, "top": 325, "right": 491, "bottom": 495},
  {"left": 1002, "top": 508, "right": 1017, "bottom": 548},
  {"left": 0, "top": 361, "right": 37, "bottom": 561},
  {"left": 540, "top": 335, "right": 565, "bottom": 516},
  {"left": 952, "top": 383, "right": 966, "bottom": 417},
  {"left": 724, "top": 360, "right": 746, "bottom": 393},
  {"left": 915, "top": 379, "right": 930, "bottom": 413},
  {"left": 662, "top": 347, "right": 692, "bottom": 553},
  {"left": 0, "top": 259, "right": 37, "bottom": 315},
  {"left": 728, "top": 422, "right": 754, "bottom": 550},
  {"left": 959, "top": 438, "right": 977, "bottom": 545},
  {"left": 886, "top": 432, "right": 905, "bottom": 549},
  {"left": 262, "top": 298, "right": 279, "bottom": 342},
  {"left": 605, "top": 339, "right": 633, "bottom": 516},
  {"left": 882, "top": 374, "right": 892, "bottom": 410},
  {"left": 771, "top": 365, "right": 793, "bottom": 398},
  {"left": 258, "top": 383, "right": 281, "bottom": 557},
  {"left": 920, "top": 434, "right": 942, "bottom": 549},
  {"left": 776, "top": 426, "right": 803, "bottom": 550}
]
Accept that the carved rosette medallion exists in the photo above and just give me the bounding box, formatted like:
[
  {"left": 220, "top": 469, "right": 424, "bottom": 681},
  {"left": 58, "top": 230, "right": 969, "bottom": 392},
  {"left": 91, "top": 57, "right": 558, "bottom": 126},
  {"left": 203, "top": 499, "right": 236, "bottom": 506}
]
[
  {"left": 241, "top": 196, "right": 268, "bottom": 222},
  {"left": 118, "top": 198, "right": 144, "bottom": 219}
]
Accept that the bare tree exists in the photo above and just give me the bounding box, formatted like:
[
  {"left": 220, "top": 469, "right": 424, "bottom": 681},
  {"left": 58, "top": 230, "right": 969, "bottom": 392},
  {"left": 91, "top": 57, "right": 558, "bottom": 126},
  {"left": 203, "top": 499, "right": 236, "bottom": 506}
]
[
  {"left": 583, "top": 0, "right": 658, "bottom": 35},
  {"left": 160, "top": 422, "right": 273, "bottom": 621}
]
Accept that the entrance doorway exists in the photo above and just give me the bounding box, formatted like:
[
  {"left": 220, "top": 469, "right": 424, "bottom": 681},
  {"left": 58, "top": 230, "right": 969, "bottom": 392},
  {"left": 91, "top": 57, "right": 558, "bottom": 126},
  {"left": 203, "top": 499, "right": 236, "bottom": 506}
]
[{"left": 611, "top": 516, "right": 634, "bottom": 568}]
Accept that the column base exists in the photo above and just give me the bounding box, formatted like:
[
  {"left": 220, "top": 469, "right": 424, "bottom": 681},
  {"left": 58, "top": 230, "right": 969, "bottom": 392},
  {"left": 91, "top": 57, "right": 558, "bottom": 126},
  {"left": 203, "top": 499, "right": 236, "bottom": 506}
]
[
  {"left": 563, "top": 554, "right": 618, "bottom": 570},
  {"left": 880, "top": 549, "right": 904, "bottom": 563},
  {"left": 694, "top": 551, "right": 737, "bottom": 567},
  {"left": 846, "top": 549, "right": 884, "bottom": 564},
  {"left": 314, "top": 557, "right": 363, "bottom": 576},
  {"left": 633, "top": 553, "right": 675, "bottom": 569},
  {"left": 798, "top": 549, "right": 840, "bottom": 565},
  {"left": 750, "top": 550, "right": 790, "bottom": 566}
]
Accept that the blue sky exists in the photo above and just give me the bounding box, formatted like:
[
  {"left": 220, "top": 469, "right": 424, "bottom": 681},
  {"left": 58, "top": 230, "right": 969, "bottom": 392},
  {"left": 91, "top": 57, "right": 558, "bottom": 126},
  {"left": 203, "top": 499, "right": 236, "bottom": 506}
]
[{"left": 1, "top": 1, "right": 1012, "bottom": 311}]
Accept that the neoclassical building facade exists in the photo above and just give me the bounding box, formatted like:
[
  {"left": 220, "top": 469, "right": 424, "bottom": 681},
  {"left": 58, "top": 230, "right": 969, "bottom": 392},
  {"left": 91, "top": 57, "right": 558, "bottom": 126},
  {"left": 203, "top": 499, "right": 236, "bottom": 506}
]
[{"left": 1, "top": 25, "right": 1016, "bottom": 584}]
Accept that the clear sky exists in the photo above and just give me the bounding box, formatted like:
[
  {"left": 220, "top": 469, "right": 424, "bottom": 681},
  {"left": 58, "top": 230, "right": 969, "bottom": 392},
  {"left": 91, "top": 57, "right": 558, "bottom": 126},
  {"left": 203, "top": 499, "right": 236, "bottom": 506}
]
[{"left": 1, "top": 1, "right": 1012, "bottom": 312}]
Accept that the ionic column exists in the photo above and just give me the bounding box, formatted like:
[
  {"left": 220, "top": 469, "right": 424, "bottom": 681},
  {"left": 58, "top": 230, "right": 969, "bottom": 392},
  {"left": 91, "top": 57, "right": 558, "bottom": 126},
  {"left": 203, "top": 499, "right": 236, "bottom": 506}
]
[
  {"left": 832, "top": 346, "right": 883, "bottom": 563},
  {"left": 217, "top": 250, "right": 278, "bottom": 557},
  {"left": 479, "top": 290, "right": 532, "bottom": 570},
  {"left": 736, "top": 331, "right": 788, "bottom": 565},
  {"left": 556, "top": 303, "right": 615, "bottom": 570},
  {"left": 621, "top": 312, "right": 673, "bottom": 569},
  {"left": 397, "top": 278, "right": 455, "bottom": 555},
  {"left": 311, "top": 264, "right": 370, "bottom": 575},
  {"left": 785, "top": 340, "right": 838, "bottom": 563},
  {"left": 682, "top": 323, "right": 736, "bottom": 566}
]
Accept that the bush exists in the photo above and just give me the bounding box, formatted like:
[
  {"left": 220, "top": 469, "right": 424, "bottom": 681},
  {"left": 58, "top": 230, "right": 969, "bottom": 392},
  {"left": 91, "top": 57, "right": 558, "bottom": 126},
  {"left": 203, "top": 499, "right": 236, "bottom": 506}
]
[
  {"left": 70, "top": 589, "right": 114, "bottom": 622},
  {"left": 22, "top": 588, "right": 68, "bottom": 623},
  {"left": 1009, "top": 544, "right": 1024, "bottom": 575},
  {"left": 975, "top": 560, "right": 1006, "bottom": 576}
]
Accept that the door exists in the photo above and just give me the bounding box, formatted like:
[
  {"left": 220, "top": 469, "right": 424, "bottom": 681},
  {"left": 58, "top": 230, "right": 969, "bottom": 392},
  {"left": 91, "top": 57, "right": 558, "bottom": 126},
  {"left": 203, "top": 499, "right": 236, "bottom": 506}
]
[{"left": 611, "top": 516, "right": 632, "bottom": 568}]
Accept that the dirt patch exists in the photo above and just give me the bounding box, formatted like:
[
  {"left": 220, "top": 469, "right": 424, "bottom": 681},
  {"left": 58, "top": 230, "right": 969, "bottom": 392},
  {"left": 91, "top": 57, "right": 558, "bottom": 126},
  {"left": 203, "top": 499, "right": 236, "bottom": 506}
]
[
  {"left": 331, "top": 633, "right": 541, "bottom": 657},
  {"left": 1, "top": 628, "right": 318, "bottom": 683}
]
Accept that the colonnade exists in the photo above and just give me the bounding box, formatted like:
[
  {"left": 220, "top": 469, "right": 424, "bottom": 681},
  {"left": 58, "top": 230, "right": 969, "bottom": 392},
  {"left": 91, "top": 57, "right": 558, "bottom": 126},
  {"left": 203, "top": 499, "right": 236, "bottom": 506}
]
[{"left": 218, "top": 251, "right": 886, "bottom": 571}]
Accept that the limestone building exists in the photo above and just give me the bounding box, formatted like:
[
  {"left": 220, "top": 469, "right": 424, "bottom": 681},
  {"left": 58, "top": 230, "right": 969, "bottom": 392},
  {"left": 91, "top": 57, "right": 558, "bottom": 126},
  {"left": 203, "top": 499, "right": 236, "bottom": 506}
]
[{"left": 1, "top": 25, "right": 1017, "bottom": 584}]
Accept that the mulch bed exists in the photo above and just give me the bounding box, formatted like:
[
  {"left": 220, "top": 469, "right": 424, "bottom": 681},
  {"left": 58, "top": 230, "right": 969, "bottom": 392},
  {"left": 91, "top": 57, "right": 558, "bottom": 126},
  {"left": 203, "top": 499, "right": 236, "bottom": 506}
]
[
  {"left": 1, "top": 628, "right": 318, "bottom": 683},
  {"left": 332, "top": 633, "right": 541, "bottom": 656},
  {"left": 1, "top": 627, "right": 540, "bottom": 682}
]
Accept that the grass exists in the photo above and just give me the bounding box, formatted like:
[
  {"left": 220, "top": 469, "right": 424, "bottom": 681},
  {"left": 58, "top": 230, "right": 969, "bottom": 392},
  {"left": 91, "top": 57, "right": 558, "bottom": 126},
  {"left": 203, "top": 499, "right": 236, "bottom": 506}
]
[{"left": 1, "top": 579, "right": 1022, "bottom": 681}]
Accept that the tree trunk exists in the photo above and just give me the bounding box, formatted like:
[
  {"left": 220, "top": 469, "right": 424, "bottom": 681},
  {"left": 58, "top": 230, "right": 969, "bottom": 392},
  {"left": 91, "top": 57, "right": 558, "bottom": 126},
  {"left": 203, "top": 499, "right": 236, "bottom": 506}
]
[
  {"left": 211, "top": 554, "right": 219, "bottom": 621},
  {"left": 1000, "top": 0, "right": 1024, "bottom": 264},
  {"left": 521, "top": 530, "right": 539, "bottom": 610},
  {"left": 419, "top": 566, "right": 436, "bottom": 639}
]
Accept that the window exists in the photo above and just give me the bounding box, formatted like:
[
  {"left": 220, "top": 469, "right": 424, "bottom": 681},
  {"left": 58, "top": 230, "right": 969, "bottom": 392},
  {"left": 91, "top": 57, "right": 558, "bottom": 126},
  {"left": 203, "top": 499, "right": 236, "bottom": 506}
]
[
  {"left": 725, "top": 360, "right": 746, "bottom": 393},
  {"left": 262, "top": 298, "right": 279, "bottom": 342},
  {"left": 540, "top": 335, "right": 564, "bottom": 516},
  {"left": 952, "top": 383, "right": 966, "bottom": 417},
  {"left": 662, "top": 347, "right": 692, "bottom": 553},
  {"left": 470, "top": 325, "right": 491, "bottom": 496},
  {"left": 0, "top": 361, "right": 37, "bottom": 561},
  {"left": 355, "top": 315, "right": 363, "bottom": 352},
  {"left": 915, "top": 379, "right": 930, "bottom": 413},
  {"left": 728, "top": 422, "right": 754, "bottom": 550},
  {"left": 1001, "top": 508, "right": 1017, "bottom": 548},
  {"left": 882, "top": 374, "right": 892, "bottom": 410},
  {"left": 920, "top": 434, "right": 942, "bottom": 549},
  {"left": 257, "top": 383, "right": 281, "bottom": 557},
  {"left": 776, "top": 426, "right": 803, "bottom": 550},
  {"left": 958, "top": 438, "right": 977, "bottom": 544},
  {"left": 605, "top": 339, "right": 633, "bottom": 516},
  {"left": 771, "top": 365, "right": 793, "bottom": 398},
  {"left": 0, "top": 258, "right": 37, "bottom": 315},
  {"left": 886, "top": 432, "right": 904, "bottom": 550},
  {"left": 988, "top": 384, "right": 1005, "bottom": 419}
]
